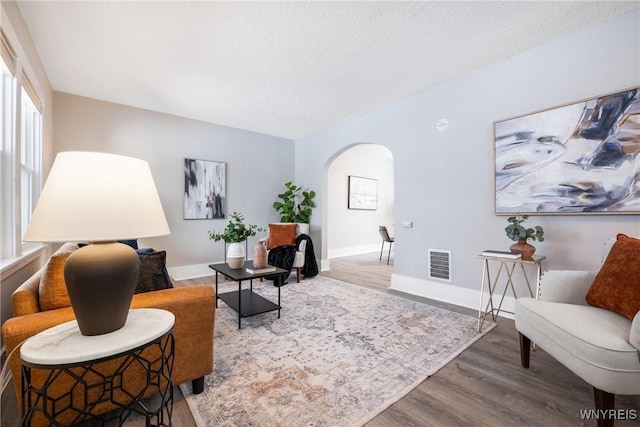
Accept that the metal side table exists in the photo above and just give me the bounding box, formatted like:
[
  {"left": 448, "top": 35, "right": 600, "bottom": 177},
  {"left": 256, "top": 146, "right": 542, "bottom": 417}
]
[
  {"left": 477, "top": 254, "right": 545, "bottom": 332},
  {"left": 20, "top": 308, "right": 175, "bottom": 426}
]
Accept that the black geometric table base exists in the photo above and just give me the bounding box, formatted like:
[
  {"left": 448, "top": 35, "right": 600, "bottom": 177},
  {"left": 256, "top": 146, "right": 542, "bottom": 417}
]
[{"left": 21, "top": 332, "right": 174, "bottom": 426}]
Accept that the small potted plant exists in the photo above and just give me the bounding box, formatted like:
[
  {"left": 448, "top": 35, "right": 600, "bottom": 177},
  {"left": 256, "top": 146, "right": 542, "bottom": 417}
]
[
  {"left": 505, "top": 214, "right": 544, "bottom": 258},
  {"left": 209, "top": 212, "right": 263, "bottom": 268},
  {"left": 272, "top": 182, "right": 316, "bottom": 224}
]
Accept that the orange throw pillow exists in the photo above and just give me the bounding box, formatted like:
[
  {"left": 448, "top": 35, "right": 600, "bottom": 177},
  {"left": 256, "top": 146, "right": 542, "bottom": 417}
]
[
  {"left": 268, "top": 223, "right": 297, "bottom": 250},
  {"left": 586, "top": 234, "right": 640, "bottom": 320},
  {"left": 39, "top": 243, "right": 79, "bottom": 311}
]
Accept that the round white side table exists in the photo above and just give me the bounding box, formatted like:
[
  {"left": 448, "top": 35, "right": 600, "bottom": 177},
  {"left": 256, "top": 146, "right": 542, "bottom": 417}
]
[{"left": 20, "top": 308, "right": 175, "bottom": 426}]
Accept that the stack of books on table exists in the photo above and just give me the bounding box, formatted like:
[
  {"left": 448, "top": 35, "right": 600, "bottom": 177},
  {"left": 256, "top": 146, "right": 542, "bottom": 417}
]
[
  {"left": 481, "top": 250, "right": 522, "bottom": 259},
  {"left": 246, "top": 264, "right": 277, "bottom": 274}
]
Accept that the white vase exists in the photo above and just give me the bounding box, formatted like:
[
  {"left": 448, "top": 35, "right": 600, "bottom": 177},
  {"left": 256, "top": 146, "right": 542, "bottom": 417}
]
[{"left": 227, "top": 241, "right": 245, "bottom": 269}]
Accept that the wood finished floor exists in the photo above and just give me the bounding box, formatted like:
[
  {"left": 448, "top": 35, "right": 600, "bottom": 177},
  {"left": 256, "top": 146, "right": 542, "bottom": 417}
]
[
  {"left": 3, "top": 252, "right": 639, "bottom": 426},
  {"left": 328, "top": 253, "right": 640, "bottom": 427}
]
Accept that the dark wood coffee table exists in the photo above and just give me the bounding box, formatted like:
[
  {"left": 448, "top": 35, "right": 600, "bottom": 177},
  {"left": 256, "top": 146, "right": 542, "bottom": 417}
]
[{"left": 209, "top": 261, "right": 288, "bottom": 329}]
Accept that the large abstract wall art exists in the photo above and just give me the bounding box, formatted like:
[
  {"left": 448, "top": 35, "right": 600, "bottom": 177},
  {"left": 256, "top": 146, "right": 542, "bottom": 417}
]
[
  {"left": 184, "top": 158, "right": 226, "bottom": 219},
  {"left": 494, "top": 87, "right": 640, "bottom": 214}
]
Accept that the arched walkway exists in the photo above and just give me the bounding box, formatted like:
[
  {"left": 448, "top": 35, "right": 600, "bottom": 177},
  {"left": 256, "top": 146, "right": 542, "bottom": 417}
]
[{"left": 321, "top": 143, "right": 394, "bottom": 270}]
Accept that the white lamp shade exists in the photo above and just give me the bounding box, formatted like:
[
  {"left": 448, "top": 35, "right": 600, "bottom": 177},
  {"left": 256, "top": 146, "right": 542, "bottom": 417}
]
[{"left": 23, "top": 151, "right": 170, "bottom": 242}]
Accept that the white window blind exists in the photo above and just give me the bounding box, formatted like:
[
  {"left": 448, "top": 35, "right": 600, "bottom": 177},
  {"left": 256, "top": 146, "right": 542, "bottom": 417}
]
[
  {"left": 20, "top": 87, "right": 41, "bottom": 241},
  {"left": 0, "top": 44, "right": 15, "bottom": 259}
]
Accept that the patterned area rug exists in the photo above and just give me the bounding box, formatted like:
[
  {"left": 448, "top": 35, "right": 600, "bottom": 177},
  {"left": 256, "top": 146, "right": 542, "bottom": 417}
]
[{"left": 180, "top": 276, "right": 494, "bottom": 426}]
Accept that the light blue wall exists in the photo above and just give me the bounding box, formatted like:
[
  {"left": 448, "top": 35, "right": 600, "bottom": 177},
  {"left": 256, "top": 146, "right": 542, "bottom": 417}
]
[
  {"left": 53, "top": 93, "right": 294, "bottom": 267},
  {"left": 296, "top": 10, "right": 640, "bottom": 303}
]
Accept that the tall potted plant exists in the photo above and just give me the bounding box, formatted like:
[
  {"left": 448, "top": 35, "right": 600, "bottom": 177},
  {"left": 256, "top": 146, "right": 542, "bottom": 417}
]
[
  {"left": 272, "top": 181, "right": 316, "bottom": 224},
  {"left": 209, "top": 212, "right": 263, "bottom": 268}
]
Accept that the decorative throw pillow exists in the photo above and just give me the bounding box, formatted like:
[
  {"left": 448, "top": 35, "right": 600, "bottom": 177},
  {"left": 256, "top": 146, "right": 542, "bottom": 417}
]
[
  {"left": 118, "top": 239, "right": 139, "bottom": 250},
  {"left": 136, "top": 250, "right": 174, "bottom": 294},
  {"left": 39, "top": 242, "right": 79, "bottom": 311},
  {"left": 585, "top": 234, "right": 640, "bottom": 320},
  {"left": 268, "top": 223, "right": 297, "bottom": 250}
]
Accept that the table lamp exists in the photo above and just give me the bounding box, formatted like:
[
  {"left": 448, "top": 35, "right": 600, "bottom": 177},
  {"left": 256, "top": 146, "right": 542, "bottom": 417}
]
[{"left": 23, "top": 151, "right": 170, "bottom": 336}]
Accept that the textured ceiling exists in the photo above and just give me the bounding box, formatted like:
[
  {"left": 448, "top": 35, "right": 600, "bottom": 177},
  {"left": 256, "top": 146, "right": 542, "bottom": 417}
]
[{"left": 17, "top": 1, "right": 640, "bottom": 140}]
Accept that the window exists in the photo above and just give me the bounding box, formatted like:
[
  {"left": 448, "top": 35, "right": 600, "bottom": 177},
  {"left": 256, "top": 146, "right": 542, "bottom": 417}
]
[
  {"left": 20, "top": 86, "right": 41, "bottom": 241},
  {"left": 0, "top": 51, "right": 15, "bottom": 259},
  {"left": 0, "top": 30, "right": 42, "bottom": 263}
]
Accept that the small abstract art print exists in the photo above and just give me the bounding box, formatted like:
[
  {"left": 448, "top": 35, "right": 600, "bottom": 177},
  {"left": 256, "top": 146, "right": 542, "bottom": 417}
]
[
  {"left": 494, "top": 87, "right": 640, "bottom": 214},
  {"left": 184, "top": 158, "right": 226, "bottom": 219},
  {"left": 348, "top": 175, "right": 378, "bottom": 210}
]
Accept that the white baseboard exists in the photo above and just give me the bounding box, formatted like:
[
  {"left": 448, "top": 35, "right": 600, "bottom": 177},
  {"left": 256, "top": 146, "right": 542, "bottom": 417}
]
[
  {"left": 390, "top": 273, "right": 516, "bottom": 320},
  {"left": 328, "top": 244, "right": 381, "bottom": 259},
  {"left": 320, "top": 259, "right": 331, "bottom": 272},
  {"left": 167, "top": 263, "right": 218, "bottom": 281},
  {"left": 168, "top": 263, "right": 518, "bottom": 323},
  {"left": 169, "top": 256, "right": 326, "bottom": 280}
]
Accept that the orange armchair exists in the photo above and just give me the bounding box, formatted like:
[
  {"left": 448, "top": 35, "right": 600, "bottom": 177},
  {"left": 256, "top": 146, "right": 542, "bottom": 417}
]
[{"left": 2, "top": 244, "right": 215, "bottom": 426}]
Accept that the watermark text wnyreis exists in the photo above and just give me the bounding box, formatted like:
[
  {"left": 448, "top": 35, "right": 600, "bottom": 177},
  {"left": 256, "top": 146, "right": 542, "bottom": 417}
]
[{"left": 580, "top": 409, "right": 638, "bottom": 421}]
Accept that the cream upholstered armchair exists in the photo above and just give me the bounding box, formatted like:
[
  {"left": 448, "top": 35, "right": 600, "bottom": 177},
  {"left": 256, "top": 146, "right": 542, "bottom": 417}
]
[
  {"left": 266, "top": 222, "right": 310, "bottom": 282},
  {"left": 515, "top": 234, "right": 640, "bottom": 427}
]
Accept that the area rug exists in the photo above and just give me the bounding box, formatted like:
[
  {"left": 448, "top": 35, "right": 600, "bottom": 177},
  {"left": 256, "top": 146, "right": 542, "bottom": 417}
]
[{"left": 180, "top": 276, "right": 494, "bottom": 427}]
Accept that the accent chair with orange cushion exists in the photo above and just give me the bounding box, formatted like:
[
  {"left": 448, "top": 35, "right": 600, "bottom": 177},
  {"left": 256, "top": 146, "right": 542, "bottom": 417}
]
[
  {"left": 515, "top": 234, "right": 640, "bottom": 427},
  {"left": 266, "top": 222, "right": 310, "bottom": 282},
  {"left": 267, "top": 223, "right": 298, "bottom": 250},
  {"left": 2, "top": 243, "right": 215, "bottom": 426}
]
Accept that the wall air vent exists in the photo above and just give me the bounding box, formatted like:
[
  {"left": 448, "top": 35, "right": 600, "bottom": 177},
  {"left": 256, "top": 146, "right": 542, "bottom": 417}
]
[{"left": 428, "top": 249, "right": 451, "bottom": 282}]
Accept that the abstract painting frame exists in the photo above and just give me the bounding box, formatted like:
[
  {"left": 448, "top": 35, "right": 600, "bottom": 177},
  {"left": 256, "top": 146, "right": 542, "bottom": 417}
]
[
  {"left": 348, "top": 175, "right": 378, "bottom": 210},
  {"left": 494, "top": 86, "right": 640, "bottom": 215},
  {"left": 184, "top": 158, "right": 226, "bottom": 220}
]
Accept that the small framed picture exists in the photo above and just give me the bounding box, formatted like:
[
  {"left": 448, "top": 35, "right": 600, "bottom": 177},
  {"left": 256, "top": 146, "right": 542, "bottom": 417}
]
[{"left": 348, "top": 175, "right": 378, "bottom": 210}]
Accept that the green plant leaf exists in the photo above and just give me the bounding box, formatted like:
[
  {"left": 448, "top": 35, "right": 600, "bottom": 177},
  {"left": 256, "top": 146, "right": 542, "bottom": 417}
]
[
  {"left": 272, "top": 182, "right": 316, "bottom": 224},
  {"left": 504, "top": 215, "right": 544, "bottom": 243},
  {"left": 208, "top": 211, "right": 263, "bottom": 243}
]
